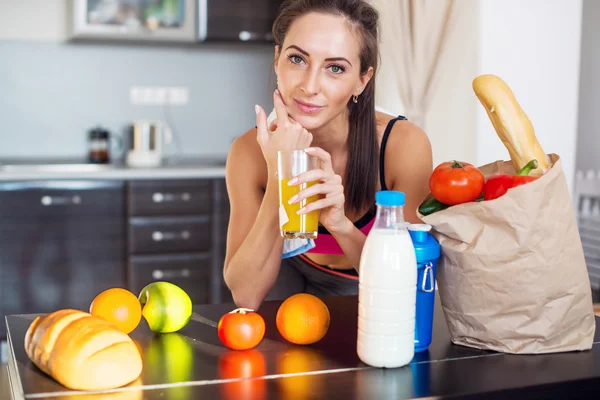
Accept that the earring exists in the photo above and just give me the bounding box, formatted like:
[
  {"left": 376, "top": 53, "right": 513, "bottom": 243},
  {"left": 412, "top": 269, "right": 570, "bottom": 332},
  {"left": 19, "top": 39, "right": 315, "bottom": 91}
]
[{"left": 353, "top": 94, "right": 359, "bottom": 103}]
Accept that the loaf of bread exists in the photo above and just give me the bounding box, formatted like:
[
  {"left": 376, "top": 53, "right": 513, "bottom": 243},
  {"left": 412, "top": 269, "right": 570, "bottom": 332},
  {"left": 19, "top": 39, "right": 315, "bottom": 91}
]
[
  {"left": 24, "top": 309, "right": 143, "bottom": 391},
  {"left": 472, "top": 74, "right": 550, "bottom": 176}
]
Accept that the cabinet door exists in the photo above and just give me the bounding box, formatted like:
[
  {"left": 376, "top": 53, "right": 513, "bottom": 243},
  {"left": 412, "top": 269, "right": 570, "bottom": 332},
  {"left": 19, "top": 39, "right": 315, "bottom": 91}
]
[
  {"left": 128, "top": 179, "right": 213, "bottom": 217},
  {"left": 0, "top": 181, "right": 127, "bottom": 339},
  {"left": 129, "top": 253, "right": 212, "bottom": 305},
  {"left": 200, "top": 0, "right": 282, "bottom": 42},
  {"left": 212, "top": 178, "right": 233, "bottom": 303},
  {"left": 129, "top": 216, "right": 212, "bottom": 254}
]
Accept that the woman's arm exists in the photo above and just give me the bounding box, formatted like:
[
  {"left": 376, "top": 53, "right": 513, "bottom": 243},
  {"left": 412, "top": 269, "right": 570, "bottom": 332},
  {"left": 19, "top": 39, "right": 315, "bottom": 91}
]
[
  {"left": 224, "top": 91, "right": 313, "bottom": 310},
  {"left": 223, "top": 132, "right": 284, "bottom": 310}
]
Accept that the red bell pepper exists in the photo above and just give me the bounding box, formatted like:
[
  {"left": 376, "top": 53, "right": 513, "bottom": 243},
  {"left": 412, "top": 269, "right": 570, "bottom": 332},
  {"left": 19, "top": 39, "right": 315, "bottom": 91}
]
[{"left": 483, "top": 159, "right": 539, "bottom": 201}]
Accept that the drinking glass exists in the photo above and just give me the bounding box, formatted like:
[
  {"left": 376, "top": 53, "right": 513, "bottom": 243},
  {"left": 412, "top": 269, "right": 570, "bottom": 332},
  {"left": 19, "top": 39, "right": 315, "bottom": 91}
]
[{"left": 277, "top": 150, "right": 320, "bottom": 239}]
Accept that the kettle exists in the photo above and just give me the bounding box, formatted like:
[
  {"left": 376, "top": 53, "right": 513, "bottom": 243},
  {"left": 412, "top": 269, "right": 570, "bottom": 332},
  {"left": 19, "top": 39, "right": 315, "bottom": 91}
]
[{"left": 126, "top": 120, "right": 173, "bottom": 168}]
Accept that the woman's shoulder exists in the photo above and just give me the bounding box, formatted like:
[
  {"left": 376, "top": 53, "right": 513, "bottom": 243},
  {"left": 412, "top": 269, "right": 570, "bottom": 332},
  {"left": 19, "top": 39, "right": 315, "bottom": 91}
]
[
  {"left": 378, "top": 111, "right": 432, "bottom": 185},
  {"left": 374, "top": 110, "right": 428, "bottom": 148},
  {"left": 226, "top": 127, "right": 268, "bottom": 185}
]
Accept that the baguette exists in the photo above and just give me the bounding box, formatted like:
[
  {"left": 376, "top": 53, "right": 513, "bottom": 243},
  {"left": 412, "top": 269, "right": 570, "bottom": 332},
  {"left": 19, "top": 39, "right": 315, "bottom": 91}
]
[
  {"left": 24, "top": 309, "right": 143, "bottom": 391},
  {"left": 472, "top": 74, "right": 550, "bottom": 176}
]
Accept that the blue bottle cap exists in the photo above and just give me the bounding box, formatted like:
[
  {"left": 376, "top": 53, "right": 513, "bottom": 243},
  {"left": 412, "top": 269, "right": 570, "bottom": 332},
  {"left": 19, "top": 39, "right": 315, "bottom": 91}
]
[
  {"left": 375, "top": 191, "right": 406, "bottom": 207},
  {"left": 408, "top": 224, "right": 441, "bottom": 262}
]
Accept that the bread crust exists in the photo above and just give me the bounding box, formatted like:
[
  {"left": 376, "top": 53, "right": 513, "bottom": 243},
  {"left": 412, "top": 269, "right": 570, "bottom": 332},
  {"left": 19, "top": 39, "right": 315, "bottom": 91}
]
[
  {"left": 473, "top": 74, "right": 550, "bottom": 176},
  {"left": 24, "top": 309, "right": 143, "bottom": 391}
]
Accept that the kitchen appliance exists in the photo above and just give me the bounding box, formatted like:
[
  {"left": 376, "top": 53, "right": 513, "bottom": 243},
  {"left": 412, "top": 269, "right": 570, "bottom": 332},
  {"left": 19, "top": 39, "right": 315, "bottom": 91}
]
[
  {"left": 88, "top": 126, "right": 122, "bottom": 164},
  {"left": 69, "top": 0, "right": 197, "bottom": 42},
  {"left": 68, "top": 0, "right": 282, "bottom": 43},
  {"left": 126, "top": 121, "right": 173, "bottom": 168},
  {"left": 198, "top": 0, "right": 283, "bottom": 42}
]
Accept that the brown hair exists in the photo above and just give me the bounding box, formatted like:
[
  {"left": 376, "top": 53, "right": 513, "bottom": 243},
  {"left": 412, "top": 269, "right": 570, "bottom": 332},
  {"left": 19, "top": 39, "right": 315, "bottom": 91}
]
[{"left": 272, "top": 0, "right": 380, "bottom": 214}]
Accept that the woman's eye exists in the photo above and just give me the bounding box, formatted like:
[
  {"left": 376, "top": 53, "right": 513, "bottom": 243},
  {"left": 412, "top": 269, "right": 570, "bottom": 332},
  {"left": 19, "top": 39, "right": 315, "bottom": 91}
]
[
  {"left": 289, "top": 55, "right": 304, "bottom": 64},
  {"left": 329, "top": 65, "right": 345, "bottom": 74}
]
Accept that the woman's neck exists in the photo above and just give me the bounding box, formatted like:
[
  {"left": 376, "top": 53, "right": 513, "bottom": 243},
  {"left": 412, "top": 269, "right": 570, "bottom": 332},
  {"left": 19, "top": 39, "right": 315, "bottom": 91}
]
[{"left": 310, "top": 109, "right": 350, "bottom": 159}]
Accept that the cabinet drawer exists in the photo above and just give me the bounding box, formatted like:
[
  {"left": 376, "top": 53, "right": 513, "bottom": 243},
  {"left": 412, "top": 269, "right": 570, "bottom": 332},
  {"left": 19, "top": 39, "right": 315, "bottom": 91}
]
[
  {"left": 128, "top": 180, "right": 213, "bottom": 217},
  {"left": 129, "top": 253, "right": 211, "bottom": 305},
  {"left": 129, "top": 216, "right": 211, "bottom": 254}
]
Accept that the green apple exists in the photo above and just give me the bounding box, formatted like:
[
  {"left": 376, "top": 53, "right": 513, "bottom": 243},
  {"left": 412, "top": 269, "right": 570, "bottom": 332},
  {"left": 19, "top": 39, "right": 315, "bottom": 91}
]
[{"left": 138, "top": 281, "right": 192, "bottom": 333}]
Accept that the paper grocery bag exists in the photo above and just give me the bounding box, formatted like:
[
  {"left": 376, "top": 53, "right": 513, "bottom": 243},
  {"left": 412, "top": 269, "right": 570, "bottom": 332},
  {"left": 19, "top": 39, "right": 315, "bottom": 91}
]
[{"left": 420, "top": 154, "right": 596, "bottom": 354}]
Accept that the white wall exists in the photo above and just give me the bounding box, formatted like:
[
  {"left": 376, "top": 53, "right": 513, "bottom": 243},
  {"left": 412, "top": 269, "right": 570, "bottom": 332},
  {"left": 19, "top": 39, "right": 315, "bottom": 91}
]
[
  {"left": 375, "top": 0, "right": 583, "bottom": 193},
  {"left": 575, "top": 0, "right": 600, "bottom": 172},
  {"left": 475, "top": 0, "right": 583, "bottom": 191},
  {"left": 424, "top": 0, "right": 479, "bottom": 168},
  {"left": 375, "top": 0, "right": 480, "bottom": 168},
  {"left": 0, "top": 0, "right": 68, "bottom": 41}
]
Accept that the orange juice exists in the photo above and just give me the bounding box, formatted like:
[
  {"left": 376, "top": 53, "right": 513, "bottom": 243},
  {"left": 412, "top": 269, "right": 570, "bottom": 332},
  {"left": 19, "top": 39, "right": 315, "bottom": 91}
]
[{"left": 279, "top": 179, "right": 319, "bottom": 239}]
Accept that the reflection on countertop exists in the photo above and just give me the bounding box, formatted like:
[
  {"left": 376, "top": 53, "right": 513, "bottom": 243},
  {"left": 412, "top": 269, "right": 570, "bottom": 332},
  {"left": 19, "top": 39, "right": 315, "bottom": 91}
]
[{"left": 0, "top": 156, "right": 228, "bottom": 181}]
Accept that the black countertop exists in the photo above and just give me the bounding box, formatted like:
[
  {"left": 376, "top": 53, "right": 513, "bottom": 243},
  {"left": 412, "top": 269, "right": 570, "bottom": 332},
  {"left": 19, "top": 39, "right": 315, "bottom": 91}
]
[{"left": 5, "top": 293, "right": 600, "bottom": 399}]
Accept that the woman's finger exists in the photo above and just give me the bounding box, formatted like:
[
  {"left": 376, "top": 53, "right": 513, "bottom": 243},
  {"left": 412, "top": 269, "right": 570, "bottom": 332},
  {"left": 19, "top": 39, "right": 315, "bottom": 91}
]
[
  {"left": 304, "top": 147, "right": 334, "bottom": 173},
  {"left": 255, "top": 104, "right": 269, "bottom": 144},
  {"left": 273, "top": 89, "right": 290, "bottom": 126},
  {"left": 288, "top": 168, "right": 329, "bottom": 185},
  {"left": 289, "top": 182, "right": 342, "bottom": 204},
  {"left": 298, "top": 193, "right": 344, "bottom": 214}
]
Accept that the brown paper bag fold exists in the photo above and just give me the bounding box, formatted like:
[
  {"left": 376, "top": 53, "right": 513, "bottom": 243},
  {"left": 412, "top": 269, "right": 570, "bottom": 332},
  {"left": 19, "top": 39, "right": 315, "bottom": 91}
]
[{"left": 421, "top": 154, "right": 596, "bottom": 354}]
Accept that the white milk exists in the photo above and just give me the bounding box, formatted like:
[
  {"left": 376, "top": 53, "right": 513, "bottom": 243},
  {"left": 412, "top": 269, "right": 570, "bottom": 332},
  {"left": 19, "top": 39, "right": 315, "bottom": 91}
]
[{"left": 357, "top": 191, "right": 417, "bottom": 368}]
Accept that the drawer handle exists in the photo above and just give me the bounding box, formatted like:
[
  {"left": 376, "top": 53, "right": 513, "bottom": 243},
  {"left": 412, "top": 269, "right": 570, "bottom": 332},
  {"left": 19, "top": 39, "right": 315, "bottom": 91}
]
[
  {"left": 152, "top": 192, "right": 191, "bottom": 203},
  {"left": 41, "top": 195, "right": 82, "bottom": 206},
  {"left": 152, "top": 230, "right": 191, "bottom": 241},
  {"left": 152, "top": 268, "right": 191, "bottom": 279}
]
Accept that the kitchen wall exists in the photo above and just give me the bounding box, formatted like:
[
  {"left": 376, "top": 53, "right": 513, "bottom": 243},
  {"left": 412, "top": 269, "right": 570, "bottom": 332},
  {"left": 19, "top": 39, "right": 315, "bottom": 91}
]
[
  {"left": 374, "top": 0, "right": 480, "bottom": 170},
  {"left": 0, "top": 1, "right": 276, "bottom": 160},
  {"left": 475, "top": 0, "right": 583, "bottom": 193},
  {"left": 575, "top": 0, "right": 600, "bottom": 173},
  {"left": 1, "top": 0, "right": 586, "bottom": 185},
  {"left": 375, "top": 0, "right": 584, "bottom": 192}
]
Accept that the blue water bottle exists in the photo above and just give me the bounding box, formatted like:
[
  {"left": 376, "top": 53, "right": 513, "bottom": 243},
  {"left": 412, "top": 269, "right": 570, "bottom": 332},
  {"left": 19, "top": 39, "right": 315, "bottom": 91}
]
[{"left": 408, "top": 224, "right": 441, "bottom": 353}]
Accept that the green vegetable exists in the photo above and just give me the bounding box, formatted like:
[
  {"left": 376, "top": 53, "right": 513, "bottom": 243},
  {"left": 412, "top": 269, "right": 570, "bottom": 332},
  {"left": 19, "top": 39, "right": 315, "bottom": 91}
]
[{"left": 418, "top": 193, "right": 450, "bottom": 216}]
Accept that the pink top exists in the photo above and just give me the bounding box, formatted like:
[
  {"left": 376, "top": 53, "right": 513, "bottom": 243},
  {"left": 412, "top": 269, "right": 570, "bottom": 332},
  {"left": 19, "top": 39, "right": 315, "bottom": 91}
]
[{"left": 306, "top": 217, "right": 376, "bottom": 255}]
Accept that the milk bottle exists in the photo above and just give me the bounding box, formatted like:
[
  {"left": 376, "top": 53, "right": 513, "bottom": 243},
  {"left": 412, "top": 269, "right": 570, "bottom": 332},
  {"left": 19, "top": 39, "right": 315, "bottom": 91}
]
[{"left": 357, "top": 190, "right": 417, "bottom": 368}]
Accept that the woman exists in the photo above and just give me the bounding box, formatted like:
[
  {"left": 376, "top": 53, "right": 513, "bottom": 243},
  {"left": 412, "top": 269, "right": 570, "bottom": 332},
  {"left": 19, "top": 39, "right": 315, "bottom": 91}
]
[{"left": 223, "top": 0, "right": 433, "bottom": 310}]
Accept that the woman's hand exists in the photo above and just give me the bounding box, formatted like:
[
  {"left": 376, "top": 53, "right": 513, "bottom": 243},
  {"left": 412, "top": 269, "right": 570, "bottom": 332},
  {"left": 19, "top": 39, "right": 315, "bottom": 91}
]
[
  {"left": 255, "top": 90, "right": 313, "bottom": 172},
  {"left": 287, "top": 147, "right": 351, "bottom": 234}
]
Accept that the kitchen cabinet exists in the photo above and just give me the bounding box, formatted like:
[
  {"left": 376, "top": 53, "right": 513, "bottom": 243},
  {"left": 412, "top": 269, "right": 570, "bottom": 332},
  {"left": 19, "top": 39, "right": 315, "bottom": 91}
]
[
  {"left": 0, "top": 180, "right": 127, "bottom": 339},
  {"left": 198, "top": 0, "right": 283, "bottom": 42},
  {"left": 0, "top": 176, "right": 232, "bottom": 341},
  {"left": 126, "top": 178, "right": 232, "bottom": 305},
  {"left": 213, "top": 177, "right": 232, "bottom": 303}
]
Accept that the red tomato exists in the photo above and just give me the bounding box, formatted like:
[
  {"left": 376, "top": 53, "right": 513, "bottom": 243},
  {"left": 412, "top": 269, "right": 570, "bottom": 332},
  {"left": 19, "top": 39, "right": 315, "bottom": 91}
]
[
  {"left": 429, "top": 161, "right": 484, "bottom": 205},
  {"left": 218, "top": 308, "right": 266, "bottom": 350}
]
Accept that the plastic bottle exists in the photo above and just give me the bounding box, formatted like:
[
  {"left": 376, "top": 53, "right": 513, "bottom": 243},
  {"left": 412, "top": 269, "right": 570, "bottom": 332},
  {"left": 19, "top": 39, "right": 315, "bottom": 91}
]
[
  {"left": 407, "top": 224, "right": 441, "bottom": 353},
  {"left": 357, "top": 190, "right": 417, "bottom": 368}
]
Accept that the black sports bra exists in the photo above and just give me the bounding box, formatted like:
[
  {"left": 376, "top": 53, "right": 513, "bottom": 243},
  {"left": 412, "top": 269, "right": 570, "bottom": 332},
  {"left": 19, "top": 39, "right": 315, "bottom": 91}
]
[{"left": 318, "top": 115, "right": 408, "bottom": 235}]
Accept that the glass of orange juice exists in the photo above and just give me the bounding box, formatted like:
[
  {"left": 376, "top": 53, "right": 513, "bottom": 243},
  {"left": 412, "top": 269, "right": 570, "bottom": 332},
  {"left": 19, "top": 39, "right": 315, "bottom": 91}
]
[{"left": 278, "top": 150, "right": 320, "bottom": 239}]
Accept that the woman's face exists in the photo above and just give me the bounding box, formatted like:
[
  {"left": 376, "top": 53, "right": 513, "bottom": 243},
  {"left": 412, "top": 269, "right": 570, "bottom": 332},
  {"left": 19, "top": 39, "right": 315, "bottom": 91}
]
[{"left": 274, "top": 12, "right": 373, "bottom": 131}]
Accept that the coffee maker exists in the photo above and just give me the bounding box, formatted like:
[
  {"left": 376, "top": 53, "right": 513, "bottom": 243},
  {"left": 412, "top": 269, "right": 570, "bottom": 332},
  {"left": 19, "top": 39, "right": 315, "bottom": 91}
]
[{"left": 125, "top": 121, "right": 172, "bottom": 168}]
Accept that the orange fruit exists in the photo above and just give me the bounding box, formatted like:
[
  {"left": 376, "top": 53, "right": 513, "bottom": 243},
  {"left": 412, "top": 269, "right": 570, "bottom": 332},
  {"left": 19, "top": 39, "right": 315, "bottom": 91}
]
[
  {"left": 89, "top": 288, "right": 142, "bottom": 334},
  {"left": 276, "top": 293, "right": 330, "bottom": 345}
]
